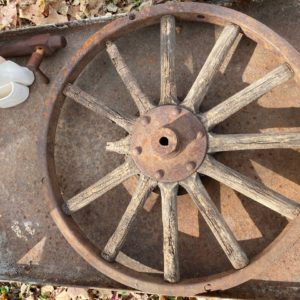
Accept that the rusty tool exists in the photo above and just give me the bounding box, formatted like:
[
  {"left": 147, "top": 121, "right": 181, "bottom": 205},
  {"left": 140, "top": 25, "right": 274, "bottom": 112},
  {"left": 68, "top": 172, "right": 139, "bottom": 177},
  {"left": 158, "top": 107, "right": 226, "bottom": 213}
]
[{"left": 0, "top": 34, "right": 67, "bottom": 83}]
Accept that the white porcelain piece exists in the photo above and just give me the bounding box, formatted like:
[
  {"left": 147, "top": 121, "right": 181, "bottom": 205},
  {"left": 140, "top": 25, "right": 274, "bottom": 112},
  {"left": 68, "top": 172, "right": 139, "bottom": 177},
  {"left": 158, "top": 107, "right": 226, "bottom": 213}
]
[
  {"left": 0, "top": 60, "right": 34, "bottom": 86},
  {"left": 0, "top": 82, "right": 29, "bottom": 108}
]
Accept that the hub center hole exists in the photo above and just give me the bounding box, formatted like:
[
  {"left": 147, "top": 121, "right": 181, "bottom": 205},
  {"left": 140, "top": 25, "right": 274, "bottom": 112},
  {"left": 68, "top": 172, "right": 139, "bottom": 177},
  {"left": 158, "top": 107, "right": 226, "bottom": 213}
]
[{"left": 159, "top": 136, "right": 169, "bottom": 146}]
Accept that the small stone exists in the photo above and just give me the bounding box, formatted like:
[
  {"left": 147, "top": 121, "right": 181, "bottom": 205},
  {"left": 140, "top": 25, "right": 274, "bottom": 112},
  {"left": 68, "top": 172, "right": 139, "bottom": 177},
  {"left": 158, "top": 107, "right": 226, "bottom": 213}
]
[
  {"left": 139, "top": 0, "right": 152, "bottom": 11},
  {"left": 41, "top": 285, "right": 54, "bottom": 297},
  {"left": 106, "top": 3, "right": 118, "bottom": 13}
]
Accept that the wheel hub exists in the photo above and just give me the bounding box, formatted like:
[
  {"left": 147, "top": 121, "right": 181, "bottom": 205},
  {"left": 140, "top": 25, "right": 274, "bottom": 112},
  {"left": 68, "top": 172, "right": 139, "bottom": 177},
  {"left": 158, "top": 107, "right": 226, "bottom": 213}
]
[{"left": 130, "top": 105, "right": 208, "bottom": 182}]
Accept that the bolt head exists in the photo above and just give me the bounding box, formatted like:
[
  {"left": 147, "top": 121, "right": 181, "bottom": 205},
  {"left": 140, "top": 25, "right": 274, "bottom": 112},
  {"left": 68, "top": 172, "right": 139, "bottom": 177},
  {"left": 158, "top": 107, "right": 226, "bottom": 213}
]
[
  {"left": 140, "top": 116, "right": 151, "bottom": 125},
  {"left": 186, "top": 161, "right": 196, "bottom": 171},
  {"left": 128, "top": 13, "right": 135, "bottom": 20},
  {"left": 154, "top": 169, "right": 164, "bottom": 180},
  {"left": 132, "top": 147, "right": 142, "bottom": 155}
]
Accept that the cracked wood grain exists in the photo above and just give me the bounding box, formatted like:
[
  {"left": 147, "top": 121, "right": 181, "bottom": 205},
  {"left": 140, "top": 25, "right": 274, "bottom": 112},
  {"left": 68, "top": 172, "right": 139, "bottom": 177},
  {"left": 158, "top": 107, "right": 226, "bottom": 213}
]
[
  {"left": 160, "top": 15, "right": 177, "bottom": 105},
  {"left": 201, "top": 63, "right": 293, "bottom": 130},
  {"left": 181, "top": 174, "right": 249, "bottom": 269},
  {"left": 199, "top": 155, "right": 300, "bottom": 219},
  {"left": 182, "top": 24, "right": 240, "bottom": 112},
  {"left": 208, "top": 132, "right": 300, "bottom": 152},
  {"left": 106, "top": 136, "right": 131, "bottom": 155},
  {"left": 102, "top": 175, "right": 157, "bottom": 261},
  {"left": 64, "top": 160, "right": 138, "bottom": 213},
  {"left": 159, "top": 182, "right": 180, "bottom": 282},
  {"left": 106, "top": 41, "right": 154, "bottom": 114},
  {"left": 64, "top": 84, "right": 135, "bottom": 133}
]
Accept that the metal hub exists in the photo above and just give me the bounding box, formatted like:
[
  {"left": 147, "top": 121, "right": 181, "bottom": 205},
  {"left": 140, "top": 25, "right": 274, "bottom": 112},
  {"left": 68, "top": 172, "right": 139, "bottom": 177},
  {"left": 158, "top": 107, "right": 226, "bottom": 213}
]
[{"left": 130, "top": 105, "right": 207, "bottom": 182}]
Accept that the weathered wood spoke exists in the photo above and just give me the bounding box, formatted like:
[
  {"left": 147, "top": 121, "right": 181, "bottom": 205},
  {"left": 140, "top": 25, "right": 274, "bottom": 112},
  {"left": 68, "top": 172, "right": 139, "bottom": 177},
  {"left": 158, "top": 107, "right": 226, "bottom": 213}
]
[
  {"left": 181, "top": 174, "right": 249, "bottom": 269},
  {"left": 199, "top": 155, "right": 300, "bottom": 219},
  {"left": 182, "top": 24, "right": 240, "bottom": 112},
  {"left": 102, "top": 175, "right": 157, "bottom": 262},
  {"left": 64, "top": 160, "right": 138, "bottom": 213},
  {"left": 106, "top": 41, "right": 154, "bottom": 114},
  {"left": 106, "top": 136, "right": 131, "bottom": 155},
  {"left": 160, "top": 15, "right": 177, "bottom": 105},
  {"left": 159, "top": 182, "right": 180, "bottom": 282},
  {"left": 63, "top": 84, "right": 135, "bottom": 133},
  {"left": 202, "top": 63, "right": 293, "bottom": 130},
  {"left": 209, "top": 132, "right": 300, "bottom": 153}
]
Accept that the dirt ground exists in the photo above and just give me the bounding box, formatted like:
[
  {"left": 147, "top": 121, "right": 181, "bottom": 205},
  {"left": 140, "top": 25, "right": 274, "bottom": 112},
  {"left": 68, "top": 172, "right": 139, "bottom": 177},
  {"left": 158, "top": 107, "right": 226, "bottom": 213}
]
[{"left": 0, "top": 282, "right": 168, "bottom": 300}]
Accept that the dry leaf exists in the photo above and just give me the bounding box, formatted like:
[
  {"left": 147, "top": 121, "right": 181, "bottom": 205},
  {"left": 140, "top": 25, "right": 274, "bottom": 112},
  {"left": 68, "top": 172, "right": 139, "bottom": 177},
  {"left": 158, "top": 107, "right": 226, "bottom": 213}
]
[
  {"left": 0, "top": 294, "right": 8, "bottom": 300},
  {"left": 18, "top": 0, "right": 36, "bottom": 9},
  {"left": 37, "top": 0, "right": 47, "bottom": 14},
  {"left": 0, "top": 1, "right": 17, "bottom": 29},
  {"left": 56, "top": 290, "right": 71, "bottom": 300},
  {"left": 68, "top": 4, "right": 80, "bottom": 20},
  {"left": 67, "top": 287, "right": 89, "bottom": 300},
  {"left": 88, "top": 0, "right": 104, "bottom": 16},
  {"left": 76, "top": 0, "right": 104, "bottom": 18},
  {"left": 20, "top": 2, "right": 68, "bottom": 25},
  {"left": 40, "top": 285, "right": 54, "bottom": 297}
]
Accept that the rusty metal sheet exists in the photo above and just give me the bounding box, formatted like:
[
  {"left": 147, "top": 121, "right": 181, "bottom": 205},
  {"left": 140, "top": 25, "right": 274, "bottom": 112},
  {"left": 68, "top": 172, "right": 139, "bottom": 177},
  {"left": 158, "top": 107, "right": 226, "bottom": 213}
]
[
  {"left": 0, "top": 0, "right": 300, "bottom": 298},
  {"left": 35, "top": 1, "right": 300, "bottom": 296}
]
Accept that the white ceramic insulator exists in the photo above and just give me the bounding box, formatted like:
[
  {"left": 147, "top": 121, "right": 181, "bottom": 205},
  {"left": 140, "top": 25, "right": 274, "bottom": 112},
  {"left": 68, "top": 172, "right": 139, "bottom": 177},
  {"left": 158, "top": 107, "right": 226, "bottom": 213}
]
[
  {"left": 0, "top": 60, "right": 35, "bottom": 86},
  {"left": 0, "top": 82, "right": 29, "bottom": 108}
]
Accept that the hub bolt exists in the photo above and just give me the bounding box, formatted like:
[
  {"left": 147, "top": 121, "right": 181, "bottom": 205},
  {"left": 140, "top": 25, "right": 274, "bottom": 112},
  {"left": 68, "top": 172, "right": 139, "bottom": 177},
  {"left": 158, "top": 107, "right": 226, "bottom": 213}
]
[
  {"left": 186, "top": 161, "right": 196, "bottom": 171},
  {"left": 154, "top": 169, "right": 164, "bottom": 180},
  {"left": 132, "top": 147, "right": 142, "bottom": 155},
  {"left": 141, "top": 116, "right": 151, "bottom": 125}
]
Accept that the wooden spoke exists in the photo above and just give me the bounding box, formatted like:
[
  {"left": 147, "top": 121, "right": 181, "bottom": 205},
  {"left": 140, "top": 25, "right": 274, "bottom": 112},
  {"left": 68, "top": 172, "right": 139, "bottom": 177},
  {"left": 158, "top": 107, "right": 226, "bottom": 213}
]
[
  {"left": 202, "top": 63, "right": 293, "bottom": 130},
  {"left": 159, "top": 182, "right": 180, "bottom": 282},
  {"left": 209, "top": 132, "right": 300, "bottom": 153},
  {"left": 64, "top": 160, "right": 138, "bottom": 213},
  {"left": 181, "top": 174, "right": 249, "bottom": 269},
  {"left": 160, "top": 15, "right": 177, "bottom": 105},
  {"left": 106, "top": 136, "right": 131, "bottom": 155},
  {"left": 106, "top": 41, "right": 154, "bottom": 114},
  {"left": 182, "top": 24, "right": 240, "bottom": 112},
  {"left": 102, "top": 175, "right": 157, "bottom": 262},
  {"left": 63, "top": 84, "right": 135, "bottom": 133},
  {"left": 199, "top": 155, "right": 300, "bottom": 219}
]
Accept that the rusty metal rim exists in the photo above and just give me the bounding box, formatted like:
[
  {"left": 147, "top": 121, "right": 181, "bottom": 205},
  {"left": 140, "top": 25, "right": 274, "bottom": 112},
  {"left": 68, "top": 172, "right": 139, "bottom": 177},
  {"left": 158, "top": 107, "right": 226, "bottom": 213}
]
[{"left": 38, "top": 2, "right": 300, "bottom": 295}]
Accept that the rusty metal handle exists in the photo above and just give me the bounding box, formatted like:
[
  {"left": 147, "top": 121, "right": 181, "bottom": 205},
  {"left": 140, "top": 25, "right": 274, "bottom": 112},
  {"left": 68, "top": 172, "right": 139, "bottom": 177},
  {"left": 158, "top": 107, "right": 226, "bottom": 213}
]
[
  {"left": 27, "top": 47, "right": 50, "bottom": 84},
  {"left": 0, "top": 34, "right": 67, "bottom": 84},
  {"left": 0, "top": 34, "right": 67, "bottom": 58}
]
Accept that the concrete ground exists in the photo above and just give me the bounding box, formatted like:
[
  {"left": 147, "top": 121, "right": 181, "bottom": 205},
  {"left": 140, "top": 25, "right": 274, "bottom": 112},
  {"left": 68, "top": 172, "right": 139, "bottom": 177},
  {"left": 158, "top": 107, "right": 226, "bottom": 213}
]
[{"left": 0, "top": 0, "right": 300, "bottom": 298}]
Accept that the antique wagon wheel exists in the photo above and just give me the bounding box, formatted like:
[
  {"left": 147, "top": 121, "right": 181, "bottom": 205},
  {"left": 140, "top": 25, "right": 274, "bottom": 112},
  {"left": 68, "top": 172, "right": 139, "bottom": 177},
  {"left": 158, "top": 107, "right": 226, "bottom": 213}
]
[{"left": 39, "top": 2, "right": 300, "bottom": 295}]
